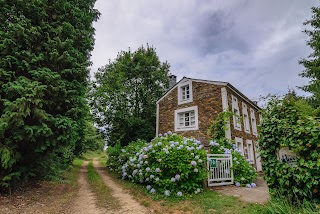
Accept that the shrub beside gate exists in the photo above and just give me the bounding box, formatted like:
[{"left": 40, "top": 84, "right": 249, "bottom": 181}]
[{"left": 259, "top": 98, "right": 320, "bottom": 203}]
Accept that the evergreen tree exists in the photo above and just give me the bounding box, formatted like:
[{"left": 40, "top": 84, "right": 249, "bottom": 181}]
[
  {"left": 90, "top": 45, "right": 170, "bottom": 146},
  {"left": 300, "top": 4, "right": 320, "bottom": 109},
  {"left": 0, "top": 0, "right": 99, "bottom": 191}
]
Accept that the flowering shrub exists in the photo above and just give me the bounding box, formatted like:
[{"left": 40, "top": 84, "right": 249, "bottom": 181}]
[
  {"left": 107, "top": 132, "right": 207, "bottom": 196},
  {"left": 209, "top": 140, "right": 258, "bottom": 187},
  {"left": 106, "top": 139, "right": 147, "bottom": 174}
]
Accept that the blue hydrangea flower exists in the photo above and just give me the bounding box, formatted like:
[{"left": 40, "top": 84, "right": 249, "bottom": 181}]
[
  {"left": 146, "top": 167, "right": 150, "bottom": 172},
  {"left": 177, "top": 191, "right": 183, "bottom": 197},
  {"left": 168, "top": 131, "right": 172, "bottom": 135},
  {"left": 150, "top": 188, "right": 156, "bottom": 194},
  {"left": 194, "top": 168, "right": 198, "bottom": 173},
  {"left": 175, "top": 174, "right": 180, "bottom": 180},
  {"left": 191, "top": 161, "right": 197, "bottom": 166},
  {"left": 164, "top": 133, "right": 168, "bottom": 137},
  {"left": 164, "top": 190, "right": 170, "bottom": 196},
  {"left": 150, "top": 174, "right": 154, "bottom": 179},
  {"left": 158, "top": 134, "right": 162, "bottom": 137},
  {"left": 171, "top": 177, "right": 176, "bottom": 182},
  {"left": 146, "top": 185, "right": 151, "bottom": 190},
  {"left": 251, "top": 183, "right": 257, "bottom": 188},
  {"left": 155, "top": 177, "right": 159, "bottom": 182},
  {"left": 158, "top": 142, "right": 162, "bottom": 146},
  {"left": 155, "top": 168, "right": 160, "bottom": 172},
  {"left": 235, "top": 182, "right": 240, "bottom": 187},
  {"left": 246, "top": 184, "right": 252, "bottom": 188},
  {"left": 195, "top": 156, "right": 199, "bottom": 160}
]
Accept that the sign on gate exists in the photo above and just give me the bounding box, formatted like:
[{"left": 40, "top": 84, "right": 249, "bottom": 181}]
[
  {"left": 207, "top": 154, "right": 234, "bottom": 187},
  {"left": 211, "top": 159, "right": 217, "bottom": 168}
]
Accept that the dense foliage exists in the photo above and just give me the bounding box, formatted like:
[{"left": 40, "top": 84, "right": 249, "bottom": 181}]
[
  {"left": 208, "top": 111, "right": 258, "bottom": 186},
  {"left": 258, "top": 98, "right": 320, "bottom": 203},
  {"left": 107, "top": 133, "right": 207, "bottom": 196},
  {"left": 0, "top": 0, "right": 99, "bottom": 191},
  {"left": 90, "top": 45, "right": 170, "bottom": 146},
  {"left": 299, "top": 4, "right": 320, "bottom": 110}
]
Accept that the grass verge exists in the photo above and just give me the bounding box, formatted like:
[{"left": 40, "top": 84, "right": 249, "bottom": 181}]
[
  {"left": 82, "top": 150, "right": 106, "bottom": 161},
  {"left": 105, "top": 168, "right": 268, "bottom": 214},
  {"left": 87, "top": 161, "right": 119, "bottom": 210},
  {"left": 61, "top": 158, "right": 84, "bottom": 187},
  {"left": 266, "top": 193, "right": 320, "bottom": 214}
]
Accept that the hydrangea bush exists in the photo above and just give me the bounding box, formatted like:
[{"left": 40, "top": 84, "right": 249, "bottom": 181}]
[
  {"left": 209, "top": 140, "right": 258, "bottom": 187},
  {"left": 107, "top": 139, "right": 147, "bottom": 174},
  {"left": 107, "top": 132, "right": 207, "bottom": 196}
]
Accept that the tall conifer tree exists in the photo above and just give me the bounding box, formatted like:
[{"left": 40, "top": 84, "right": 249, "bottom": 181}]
[{"left": 0, "top": 0, "right": 99, "bottom": 190}]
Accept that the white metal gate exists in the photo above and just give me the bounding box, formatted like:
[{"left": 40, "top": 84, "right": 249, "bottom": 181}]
[{"left": 207, "top": 154, "right": 234, "bottom": 187}]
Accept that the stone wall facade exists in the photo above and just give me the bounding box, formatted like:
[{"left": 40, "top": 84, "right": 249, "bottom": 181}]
[
  {"left": 158, "top": 81, "right": 224, "bottom": 143},
  {"left": 157, "top": 79, "right": 261, "bottom": 168}
]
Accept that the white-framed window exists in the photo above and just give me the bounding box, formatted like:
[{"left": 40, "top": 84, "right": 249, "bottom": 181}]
[
  {"left": 246, "top": 140, "right": 255, "bottom": 164},
  {"left": 250, "top": 108, "right": 257, "bottom": 136},
  {"left": 174, "top": 106, "right": 198, "bottom": 131},
  {"left": 242, "top": 103, "right": 250, "bottom": 134},
  {"left": 178, "top": 80, "right": 193, "bottom": 105},
  {"left": 235, "top": 137, "right": 244, "bottom": 155},
  {"left": 232, "top": 96, "right": 241, "bottom": 131}
]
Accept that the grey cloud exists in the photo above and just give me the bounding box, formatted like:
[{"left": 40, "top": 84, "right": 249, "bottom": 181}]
[{"left": 90, "top": 0, "right": 318, "bottom": 102}]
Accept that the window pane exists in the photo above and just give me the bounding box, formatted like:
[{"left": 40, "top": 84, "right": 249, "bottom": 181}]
[{"left": 185, "top": 122, "right": 189, "bottom": 126}]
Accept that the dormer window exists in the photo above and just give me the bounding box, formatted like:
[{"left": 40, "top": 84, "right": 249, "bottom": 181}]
[
  {"left": 178, "top": 80, "right": 193, "bottom": 105},
  {"left": 181, "top": 85, "right": 190, "bottom": 101}
]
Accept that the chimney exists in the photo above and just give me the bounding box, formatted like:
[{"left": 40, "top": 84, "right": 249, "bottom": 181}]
[{"left": 169, "top": 74, "right": 177, "bottom": 88}]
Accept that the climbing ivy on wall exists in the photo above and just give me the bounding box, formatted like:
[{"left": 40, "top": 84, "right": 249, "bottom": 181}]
[{"left": 258, "top": 98, "right": 320, "bottom": 203}]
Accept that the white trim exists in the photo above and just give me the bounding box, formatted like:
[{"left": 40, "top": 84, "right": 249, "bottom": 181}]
[
  {"left": 250, "top": 108, "right": 258, "bottom": 136},
  {"left": 221, "top": 87, "right": 231, "bottom": 140},
  {"left": 174, "top": 106, "right": 198, "bottom": 132},
  {"left": 156, "top": 103, "right": 159, "bottom": 136},
  {"left": 232, "top": 95, "right": 241, "bottom": 131},
  {"left": 242, "top": 103, "right": 251, "bottom": 134},
  {"left": 177, "top": 80, "right": 193, "bottom": 105},
  {"left": 156, "top": 77, "right": 260, "bottom": 112},
  {"left": 235, "top": 137, "right": 244, "bottom": 155},
  {"left": 246, "top": 140, "right": 254, "bottom": 164}
]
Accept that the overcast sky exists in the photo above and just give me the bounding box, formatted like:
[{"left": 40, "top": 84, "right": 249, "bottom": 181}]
[{"left": 90, "top": 0, "right": 318, "bottom": 102}]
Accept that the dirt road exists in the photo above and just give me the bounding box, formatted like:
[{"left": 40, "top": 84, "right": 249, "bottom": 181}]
[{"left": 0, "top": 160, "right": 149, "bottom": 214}]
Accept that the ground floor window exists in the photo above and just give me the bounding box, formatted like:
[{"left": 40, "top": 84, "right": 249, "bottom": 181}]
[{"left": 174, "top": 106, "right": 198, "bottom": 131}]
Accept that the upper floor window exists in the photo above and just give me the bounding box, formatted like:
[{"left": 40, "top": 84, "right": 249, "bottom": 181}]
[
  {"left": 250, "top": 108, "right": 257, "bottom": 136},
  {"left": 242, "top": 103, "right": 250, "bottom": 134},
  {"left": 232, "top": 96, "right": 241, "bottom": 131},
  {"left": 174, "top": 106, "right": 198, "bottom": 131},
  {"left": 178, "top": 80, "right": 193, "bottom": 105}
]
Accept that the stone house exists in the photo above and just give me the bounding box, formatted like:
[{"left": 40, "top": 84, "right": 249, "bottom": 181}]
[{"left": 156, "top": 76, "right": 262, "bottom": 171}]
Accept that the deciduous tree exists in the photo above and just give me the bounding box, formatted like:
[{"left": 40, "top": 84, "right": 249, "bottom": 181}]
[{"left": 90, "top": 45, "right": 170, "bottom": 146}]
